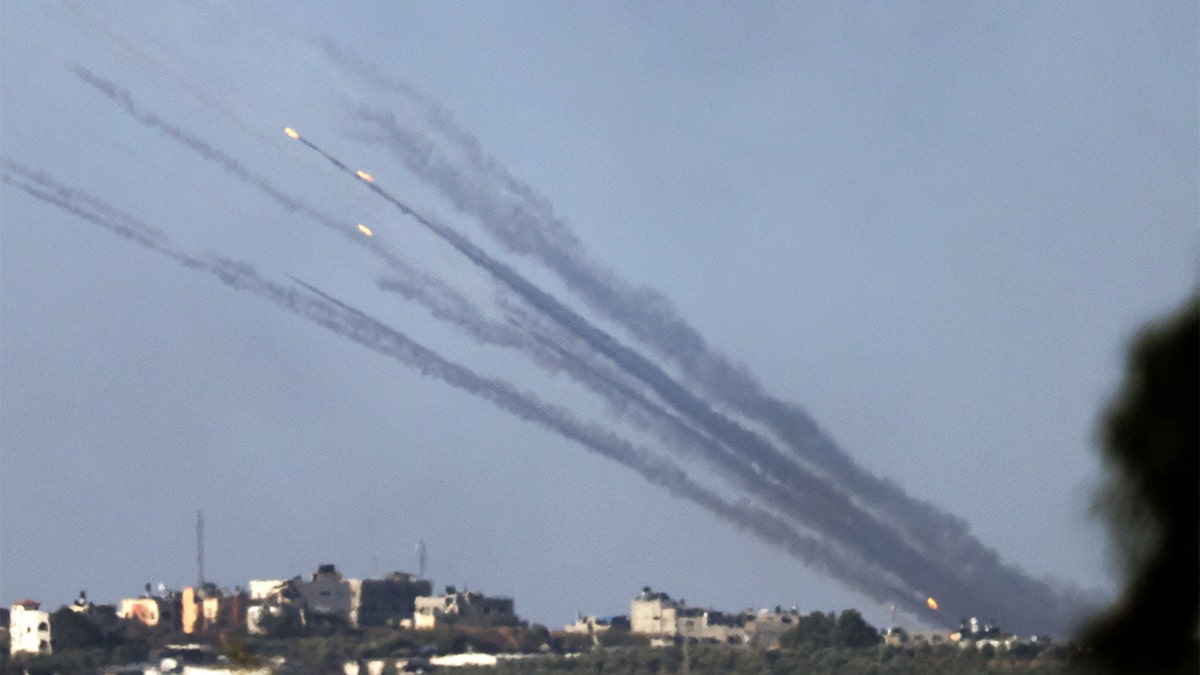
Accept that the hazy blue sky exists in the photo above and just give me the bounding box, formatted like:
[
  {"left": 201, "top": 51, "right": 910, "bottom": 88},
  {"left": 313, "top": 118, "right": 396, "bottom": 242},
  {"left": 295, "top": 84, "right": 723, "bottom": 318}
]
[{"left": 1, "top": 2, "right": 1195, "bottom": 633}]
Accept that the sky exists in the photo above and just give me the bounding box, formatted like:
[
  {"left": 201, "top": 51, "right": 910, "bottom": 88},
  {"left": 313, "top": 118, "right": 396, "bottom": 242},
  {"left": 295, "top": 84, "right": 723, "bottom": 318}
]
[{"left": 1, "top": 1, "right": 1196, "bottom": 636}]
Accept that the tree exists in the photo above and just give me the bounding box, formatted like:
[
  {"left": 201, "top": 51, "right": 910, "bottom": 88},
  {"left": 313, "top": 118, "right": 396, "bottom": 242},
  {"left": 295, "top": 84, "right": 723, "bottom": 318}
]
[
  {"left": 778, "top": 611, "right": 836, "bottom": 649},
  {"left": 832, "top": 609, "right": 880, "bottom": 648},
  {"left": 49, "top": 607, "right": 105, "bottom": 652},
  {"left": 1078, "top": 294, "right": 1199, "bottom": 673}
]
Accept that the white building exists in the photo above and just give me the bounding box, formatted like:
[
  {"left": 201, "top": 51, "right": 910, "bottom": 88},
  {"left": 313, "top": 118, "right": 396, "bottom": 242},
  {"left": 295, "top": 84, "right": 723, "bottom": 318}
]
[
  {"left": 297, "top": 564, "right": 361, "bottom": 625},
  {"left": 630, "top": 587, "right": 681, "bottom": 637},
  {"left": 630, "top": 588, "right": 800, "bottom": 646},
  {"left": 10, "top": 600, "right": 52, "bottom": 656},
  {"left": 414, "top": 587, "right": 515, "bottom": 630}
]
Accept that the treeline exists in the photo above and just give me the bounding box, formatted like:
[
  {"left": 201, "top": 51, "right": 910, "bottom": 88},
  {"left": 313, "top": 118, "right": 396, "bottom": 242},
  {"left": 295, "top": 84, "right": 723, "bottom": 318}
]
[
  {"left": 468, "top": 642, "right": 1072, "bottom": 675},
  {"left": 3, "top": 608, "right": 1077, "bottom": 674}
]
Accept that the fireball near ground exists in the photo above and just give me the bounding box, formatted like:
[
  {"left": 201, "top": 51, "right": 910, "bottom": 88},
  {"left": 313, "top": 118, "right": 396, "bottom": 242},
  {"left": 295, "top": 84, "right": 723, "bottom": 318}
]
[{"left": 1, "top": 3, "right": 1195, "bottom": 635}]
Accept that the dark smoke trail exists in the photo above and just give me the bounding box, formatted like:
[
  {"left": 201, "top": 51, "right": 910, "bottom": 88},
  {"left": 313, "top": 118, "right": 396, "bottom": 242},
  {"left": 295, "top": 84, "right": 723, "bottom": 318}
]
[
  {"left": 319, "top": 50, "right": 1088, "bottom": 632},
  {"left": 79, "top": 61, "right": 494, "bottom": 344},
  {"left": 72, "top": 68, "right": 808, "bottom": 560},
  {"left": 2, "top": 162, "right": 915, "bottom": 610},
  {"left": 73, "top": 63, "right": 1083, "bottom": 632},
  {"left": 355, "top": 107, "right": 1086, "bottom": 631},
  {"left": 321, "top": 49, "right": 948, "bottom": 518},
  {"left": 74, "top": 67, "right": 517, "bottom": 356},
  {"left": 72, "top": 67, "right": 813, "bottom": 567},
  {"left": 290, "top": 133, "right": 1066, "bottom": 630}
]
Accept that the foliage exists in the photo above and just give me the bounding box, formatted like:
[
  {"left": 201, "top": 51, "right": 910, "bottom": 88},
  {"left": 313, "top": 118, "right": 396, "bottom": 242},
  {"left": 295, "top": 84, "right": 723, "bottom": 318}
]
[
  {"left": 48, "top": 606, "right": 105, "bottom": 651},
  {"left": 221, "top": 633, "right": 263, "bottom": 668},
  {"left": 597, "top": 627, "right": 649, "bottom": 649},
  {"left": 467, "top": 641, "right": 1073, "bottom": 674},
  {"left": 777, "top": 609, "right": 880, "bottom": 650},
  {"left": 834, "top": 609, "right": 882, "bottom": 648}
]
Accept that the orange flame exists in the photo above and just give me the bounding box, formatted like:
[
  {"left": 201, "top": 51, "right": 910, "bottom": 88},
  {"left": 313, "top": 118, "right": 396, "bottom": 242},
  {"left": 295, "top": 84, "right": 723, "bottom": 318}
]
[
  {"left": 283, "top": 127, "right": 299, "bottom": 140},
  {"left": 355, "top": 170, "right": 375, "bottom": 183},
  {"left": 357, "top": 224, "right": 373, "bottom": 237},
  {"left": 926, "top": 597, "right": 938, "bottom": 610}
]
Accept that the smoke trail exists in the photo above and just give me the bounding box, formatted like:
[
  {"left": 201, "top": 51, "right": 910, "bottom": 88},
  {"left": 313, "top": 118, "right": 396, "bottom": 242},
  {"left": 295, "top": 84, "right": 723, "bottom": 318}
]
[
  {"left": 288, "top": 131, "right": 1081, "bottom": 631},
  {"left": 72, "top": 66, "right": 821, "bottom": 556},
  {"left": 354, "top": 106, "right": 1086, "bottom": 631},
  {"left": 74, "top": 67, "right": 525, "bottom": 351},
  {"left": 319, "top": 47, "right": 943, "bottom": 515},
  {"left": 320, "top": 52, "right": 1089, "bottom": 631},
  {"left": 70, "top": 64, "right": 1083, "bottom": 632},
  {"left": 2, "top": 162, "right": 917, "bottom": 612},
  {"left": 72, "top": 66, "right": 794, "bottom": 544},
  {"left": 1, "top": 160, "right": 201, "bottom": 270}
]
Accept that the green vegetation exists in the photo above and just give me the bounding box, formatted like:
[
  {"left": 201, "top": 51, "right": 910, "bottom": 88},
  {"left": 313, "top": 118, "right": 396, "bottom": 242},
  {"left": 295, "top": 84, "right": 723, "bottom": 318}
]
[
  {"left": 777, "top": 609, "right": 880, "bottom": 650},
  {"left": 0, "top": 613, "right": 1078, "bottom": 673},
  {"left": 467, "top": 641, "right": 1073, "bottom": 675}
]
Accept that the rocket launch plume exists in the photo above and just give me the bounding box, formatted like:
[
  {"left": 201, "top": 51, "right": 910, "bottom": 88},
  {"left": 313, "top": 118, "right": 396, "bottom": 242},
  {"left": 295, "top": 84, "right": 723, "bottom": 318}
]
[
  {"left": 3, "top": 161, "right": 919, "bottom": 611},
  {"left": 67, "top": 63, "right": 1088, "bottom": 633},
  {"left": 75, "top": 68, "right": 518, "bottom": 358},
  {"left": 284, "top": 132, "right": 1082, "bottom": 631},
  {"left": 315, "top": 45, "right": 1090, "bottom": 633}
]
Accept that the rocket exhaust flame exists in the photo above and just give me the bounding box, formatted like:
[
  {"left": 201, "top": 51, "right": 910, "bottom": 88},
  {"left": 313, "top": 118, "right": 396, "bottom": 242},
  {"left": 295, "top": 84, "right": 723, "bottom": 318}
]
[
  {"left": 927, "top": 597, "right": 939, "bottom": 611},
  {"left": 357, "top": 224, "right": 373, "bottom": 237},
  {"left": 355, "top": 169, "right": 375, "bottom": 183},
  {"left": 284, "top": 127, "right": 300, "bottom": 140}
]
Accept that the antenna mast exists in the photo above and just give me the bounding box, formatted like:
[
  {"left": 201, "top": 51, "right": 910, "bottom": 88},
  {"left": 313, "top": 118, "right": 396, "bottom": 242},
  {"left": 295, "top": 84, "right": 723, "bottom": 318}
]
[
  {"left": 417, "top": 540, "right": 427, "bottom": 581},
  {"left": 196, "top": 509, "right": 205, "bottom": 588}
]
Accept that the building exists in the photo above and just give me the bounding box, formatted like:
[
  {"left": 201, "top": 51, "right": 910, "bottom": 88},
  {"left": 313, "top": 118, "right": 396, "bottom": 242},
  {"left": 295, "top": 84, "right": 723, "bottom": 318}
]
[
  {"left": 246, "top": 577, "right": 305, "bottom": 636},
  {"left": 297, "top": 564, "right": 361, "bottom": 626},
  {"left": 358, "top": 572, "right": 432, "bottom": 627},
  {"left": 414, "top": 586, "right": 516, "bottom": 630},
  {"left": 117, "top": 590, "right": 181, "bottom": 630},
  {"left": 248, "top": 565, "right": 428, "bottom": 630},
  {"left": 631, "top": 589, "right": 802, "bottom": 646},
  {"left": 745, "top": 608, "right": 801, "bottom": 647},
  {"left": 10, "top": 599, "right": 52, "bottom": 656},
  {"left": 563, "top": 615, "right": 626, "bottom": 635},
  {"left": 630, "top": 587, "right": 680, "bottom": 637},
  {"left": 182, "top": 585, "right": 248, "bottom": 634}
]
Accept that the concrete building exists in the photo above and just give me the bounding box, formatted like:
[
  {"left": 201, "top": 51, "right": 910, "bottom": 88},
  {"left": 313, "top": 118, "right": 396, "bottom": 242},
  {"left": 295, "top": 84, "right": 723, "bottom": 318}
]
[
  {"left": 249, "top": 565, "right": 428, "bottom": 630},
  {"left": 117, "top": 591, "right": 181, "bottom": 630},
  {"left": 10, "top": 600, "right": 52, "bottom": 656},
  {"left": 182, "top": 585, "right": 247, "bottom": 634},
  {"left": 298, "top": 564, "right": 361, "bottom": 626},
  {"left": 358, "top": 572, "right": 431, "bottom": 627},
  {"left": 745, "top": 608, "right": 801, "bottom": 647},
  {"left": 563, "top": 615, "right": 625, "bottom": 635},
  {"left": 630, "top": 587, "right": 680, "bottom": 637},
  {"left": 248, "top": 579, "right": 292, "bottom": 602},
  {"left": 414, "top": 586, "right": 516, "bottom": 630},
  {"left": 246, "top": 577, "right": 305, "bottom": 636},
  {"left": 631, "top": 589, "right": 802, "bottom": 646}
]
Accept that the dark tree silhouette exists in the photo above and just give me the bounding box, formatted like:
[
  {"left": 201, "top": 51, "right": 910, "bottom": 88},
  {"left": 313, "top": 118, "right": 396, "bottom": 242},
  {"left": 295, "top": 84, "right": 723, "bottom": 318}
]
[
  {"left": 833, "top": 609, "right": 881, "bottom": 648},
  {"left": 1078, "top": 294, "right": 1198, "bottom": 673}
]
